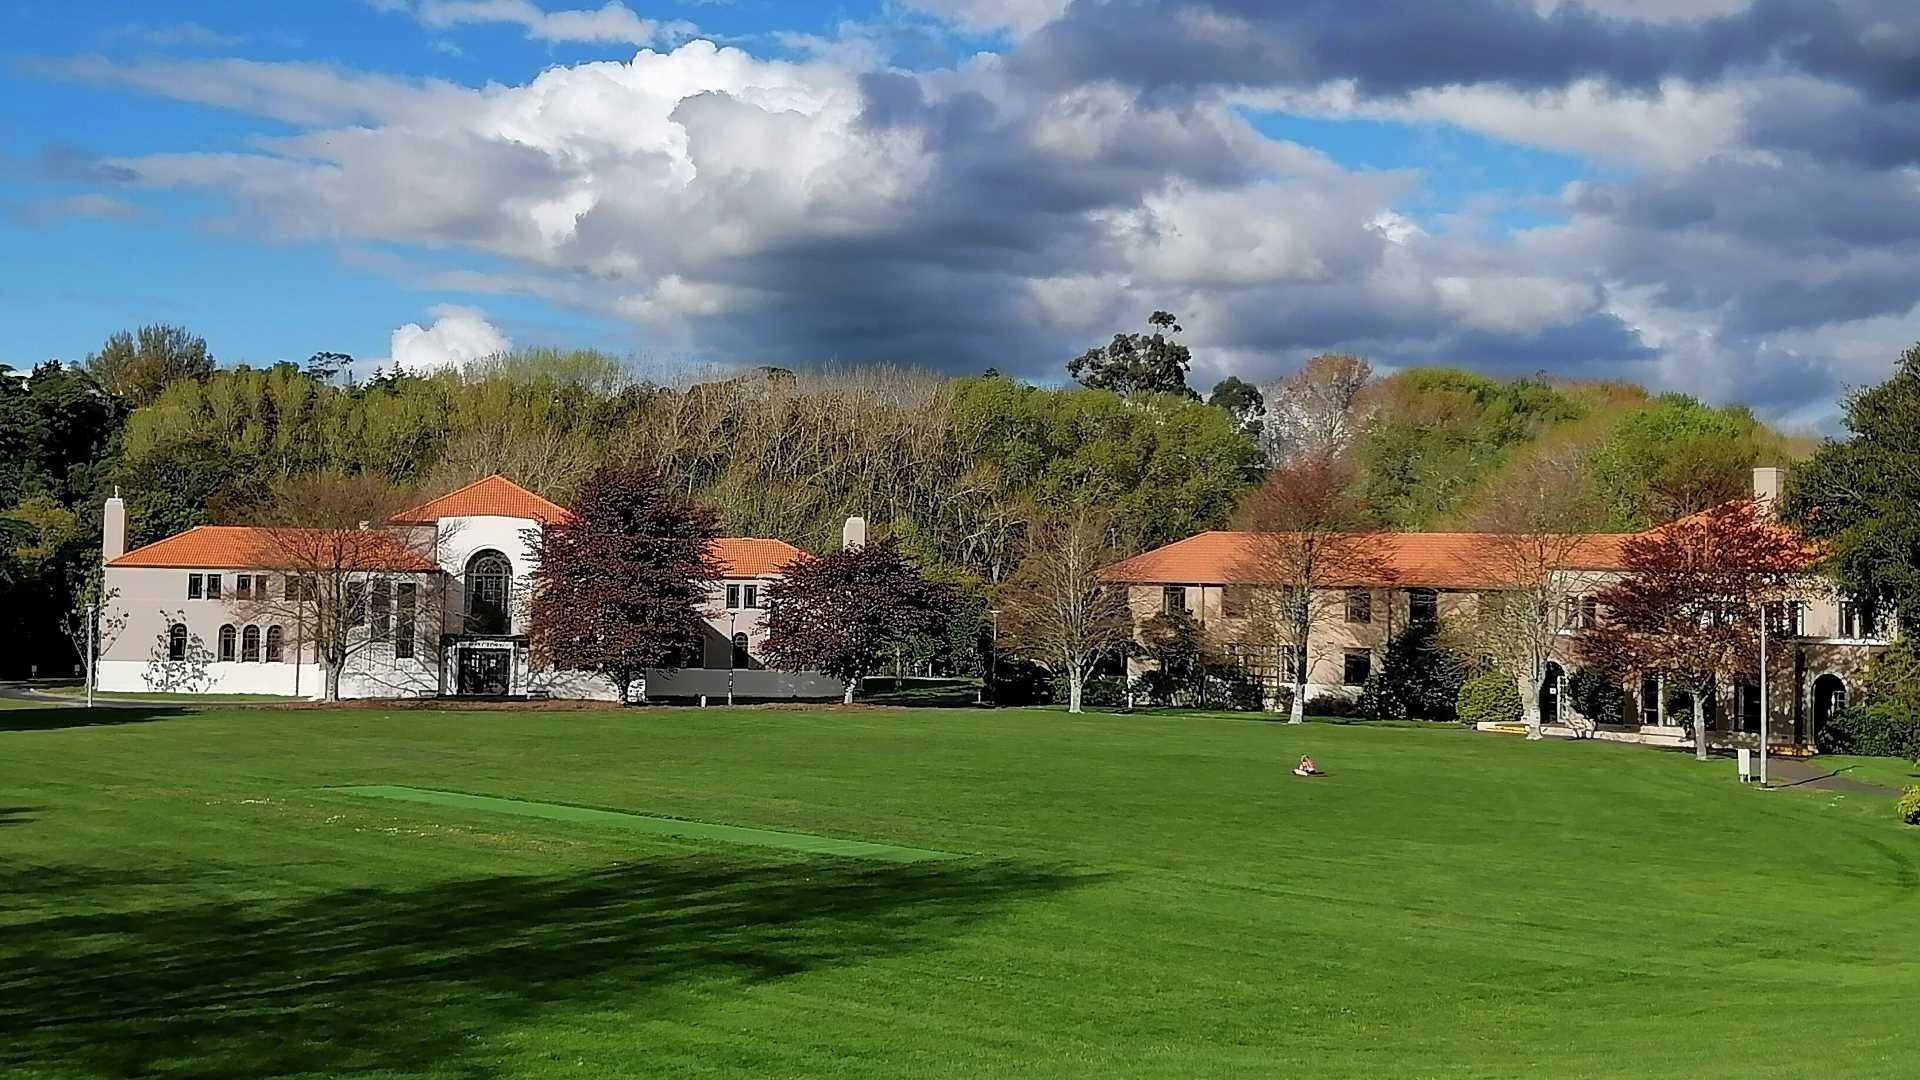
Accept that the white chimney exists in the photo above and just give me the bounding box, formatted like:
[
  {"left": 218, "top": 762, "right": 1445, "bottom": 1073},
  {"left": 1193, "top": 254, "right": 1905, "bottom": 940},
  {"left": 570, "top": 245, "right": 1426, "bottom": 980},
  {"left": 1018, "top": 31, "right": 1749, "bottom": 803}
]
[
  {"left": 842, "top": 515, "right": 868, "bottom": 551},
  {"left": 1752, "top": 466, "right": 1782, "bottom": 507},
  {"left": 102, "top": 486, "right": 126, "bottom": 565}
]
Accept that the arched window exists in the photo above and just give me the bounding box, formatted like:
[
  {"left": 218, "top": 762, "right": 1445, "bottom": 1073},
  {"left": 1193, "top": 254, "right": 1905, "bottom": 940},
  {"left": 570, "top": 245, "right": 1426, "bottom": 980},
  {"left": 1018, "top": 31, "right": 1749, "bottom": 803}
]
[
  {"left": 168, "top": 624, "right": 188, "bottom": 662},
  {"left": 218, "top": 624, "right": 237, "bottom": 663},
  {"left": 731, "top": 632, "right": 750, "bottom": 670},
  {"left": 465, "top": 550, "right": 513, "bottom": 635},
  {"left": 241, "top": 625, "right": 261, "bottom": 663},
  {"left": 266, "top": 625, "right": 284, "bottom": 663}
]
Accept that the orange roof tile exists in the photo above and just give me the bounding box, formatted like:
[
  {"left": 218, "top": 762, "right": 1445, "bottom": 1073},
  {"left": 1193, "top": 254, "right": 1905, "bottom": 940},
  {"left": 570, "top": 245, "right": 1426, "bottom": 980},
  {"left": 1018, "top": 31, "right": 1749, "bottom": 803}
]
[
  {"left": 711, "top": 538, "right": 806, "bottom": 577},
  {"left": 109, "top": 526, "right": 440, "bottom": 571},
  {"left": 389, "top": 474, "right": 570, "bottom": 524},
  {"left": 1101, "top": 530, "right": 1637, "bottom": 589}
]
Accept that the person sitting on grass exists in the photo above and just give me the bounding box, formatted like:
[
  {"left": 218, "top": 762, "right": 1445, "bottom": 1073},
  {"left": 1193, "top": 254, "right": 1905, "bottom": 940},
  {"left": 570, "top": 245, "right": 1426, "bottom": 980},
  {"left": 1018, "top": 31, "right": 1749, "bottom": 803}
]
[{"left": 1293, "top": 755, "right": 1323, "bottom": 777}]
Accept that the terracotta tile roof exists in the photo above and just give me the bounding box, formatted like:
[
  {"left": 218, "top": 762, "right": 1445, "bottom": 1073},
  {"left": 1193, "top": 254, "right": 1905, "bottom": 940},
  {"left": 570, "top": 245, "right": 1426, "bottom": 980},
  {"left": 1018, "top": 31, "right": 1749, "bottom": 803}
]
[
  {"left": 389, "top": 475, "right": 570, "bottom": 524},
  {"left": 711, "top": 538, "right": 806, "bottom": 577},
  {"left": 1101, "top": 530, "right": 1637, "bottom": 589},
  {"left": 109, "top": 526, "right": 440, "bottom": 571}
]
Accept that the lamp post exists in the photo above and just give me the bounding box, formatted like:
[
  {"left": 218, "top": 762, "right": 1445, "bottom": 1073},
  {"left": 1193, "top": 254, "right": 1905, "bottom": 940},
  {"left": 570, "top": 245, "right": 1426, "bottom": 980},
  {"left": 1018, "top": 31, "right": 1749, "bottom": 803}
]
[
  {"left": 985, "top": 607, "right": 999, "bottom": 707},
  {"left": 728, "top": 610, "right": 737, "bottom": 707},
  {"left": 1758, "top": 600, "right": 1770, "bottom": 787}
]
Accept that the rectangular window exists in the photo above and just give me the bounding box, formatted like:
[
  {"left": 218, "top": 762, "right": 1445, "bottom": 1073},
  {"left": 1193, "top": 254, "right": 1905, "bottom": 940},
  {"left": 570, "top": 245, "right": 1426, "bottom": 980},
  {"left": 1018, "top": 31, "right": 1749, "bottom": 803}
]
[
  {"left": 286, "top": 575, "right": 299, "bottom": 601},
  {"left": 347, "top": 581, "right": 366, "bottom": 627},
  {"left": 726, "top": 584, "right": 740, "bottom": 609},
  {"left": 1580, "top": 596, "right": 1598, "bottom": 629},
  {"left": 1407, "top": 588, "right": 1437, "bottom": 624},
  {"left": 236, "top": 575, "right": 252, "bottom": 601},
  {"left": 1222, "top": 586, "right": 1253, "bottom": 618},
  {"left": 1345, "top": 589, "right": 1372, "bottom": 624},
  {"left": 1162, "top": 586, "right": 1187, "bottom": 615},
  {"left": 188, "top": 573, "right": 203, "bottom": 599},
  {"left": 1640, "top": 675, "right": 1661, "bottom": 725},
  {"left": 206, "top": 574, "right": 222, "bottom": 600},
  {"left": 255, "top": 575, "right": 270, "bottom": 600},
  {"left": 742, "top": 583, "right": 758, "bottom": 609},
  {"left": 1342, "top": 649, "right": 1372, "bottom": 686},
  {"left": 371, "top": 579, "right": 392, "bottom": 642},
  {"left": 1841, "top": 601, "right": 1877, "bottom": 638},
  {"left": 395, "top": 582, "right": 416, "bottom": 660}
]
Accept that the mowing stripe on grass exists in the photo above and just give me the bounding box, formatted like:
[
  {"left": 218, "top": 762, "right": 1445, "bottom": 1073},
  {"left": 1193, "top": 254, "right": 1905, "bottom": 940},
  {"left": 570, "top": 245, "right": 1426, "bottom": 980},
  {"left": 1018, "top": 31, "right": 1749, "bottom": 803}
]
[{"left": 329, "top": 785, "right": 965, "bottom": 863}]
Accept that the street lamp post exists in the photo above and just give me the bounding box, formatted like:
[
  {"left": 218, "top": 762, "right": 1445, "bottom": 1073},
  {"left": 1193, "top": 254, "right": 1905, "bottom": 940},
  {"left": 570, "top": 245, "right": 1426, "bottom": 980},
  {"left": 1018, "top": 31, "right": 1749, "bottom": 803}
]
[
  {"left": 1758, "top": 600, "right": 1770, "bottom": 787},
  {"left": 728, "top": 610, "right": 737, "bottom": 707}
]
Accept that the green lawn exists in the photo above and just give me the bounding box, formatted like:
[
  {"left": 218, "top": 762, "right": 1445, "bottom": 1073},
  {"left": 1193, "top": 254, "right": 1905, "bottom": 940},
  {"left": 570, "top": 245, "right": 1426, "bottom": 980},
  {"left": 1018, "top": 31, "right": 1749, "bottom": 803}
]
[
  {"left": 34, "top": 686, "right": 295, "bottom": 703},
  {"left": 1820, "top": 753, "right": 1920, "bottom": 792},
  {"left": 1, "top": 706, "right": 1915, "bottom": 1079}
]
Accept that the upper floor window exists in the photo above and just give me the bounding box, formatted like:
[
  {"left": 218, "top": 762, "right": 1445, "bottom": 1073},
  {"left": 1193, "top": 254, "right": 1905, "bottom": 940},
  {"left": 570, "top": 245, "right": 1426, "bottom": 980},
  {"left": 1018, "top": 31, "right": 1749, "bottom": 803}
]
[
  {"left": 236, "top": 575, "right": 252, "bottom": 601},
  {"left": 265, "top": 625, "right": 284, "bottom": 663},
  {"left": 167, "top": 623, "right": 188, "bottom": 662},
  {"left": 206, "top": 574, "right": 222, "bottom": 600},
  {"left": 1223, "top": 586, "right": 1253, "bottom": 619},
  {"left": 1162, "top": 586, "right": 1187, "bottom": 615},
  {"left": 743, "top": 583, "right": 758, "bottom": 609},
  {"left": 1345, "top": 589, "right": 1372, "bottom": 624},
  {"left": 241, "top": 625, "right": 261, "bottom": 662},
  {"left": 188, "top": 574, "right": 203, "bottom": 600},
  {"left": 466, "top": 550, "right": 512, "bottom": 635},
  {"left": 1407, "top": 588, "right": 1438, "bottom": 625},
  {"left": 371, "top": 579, "right": 392, "bottom": 643},
  {"left": 726, "top": 584, "right": 740, "bottom": 609},
  {"left": 1841, "top": 600, "right": 1878, "bottom": 639},
  {"left": 1766, "top": 600, "right": 1804, "bottom": 637},
  {"left": 218, "top": 624, "right": 236, "bottom": 663}
]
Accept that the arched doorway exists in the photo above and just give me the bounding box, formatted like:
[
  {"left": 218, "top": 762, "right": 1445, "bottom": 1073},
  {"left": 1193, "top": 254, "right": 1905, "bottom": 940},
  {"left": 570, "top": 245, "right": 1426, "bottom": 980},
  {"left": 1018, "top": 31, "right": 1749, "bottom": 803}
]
[
  {"left": 465, "top": 550, "right": 512, "bottom": 634},
  {"left": 731, "top": 632, "right": 751, "bottom": 670},
  {"left": 1812, "top": 674, "right": 1847, "bottom": 738},
  {"left": 1540, "top": 661, "right": 1565, "bottom": 725}
]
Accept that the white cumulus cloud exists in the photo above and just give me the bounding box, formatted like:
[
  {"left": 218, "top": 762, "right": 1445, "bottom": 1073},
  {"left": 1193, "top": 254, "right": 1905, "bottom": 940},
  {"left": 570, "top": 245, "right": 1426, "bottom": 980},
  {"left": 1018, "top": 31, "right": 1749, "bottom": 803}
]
[{"left": 389, "top": 305, "right": 513, "bottom": 371}]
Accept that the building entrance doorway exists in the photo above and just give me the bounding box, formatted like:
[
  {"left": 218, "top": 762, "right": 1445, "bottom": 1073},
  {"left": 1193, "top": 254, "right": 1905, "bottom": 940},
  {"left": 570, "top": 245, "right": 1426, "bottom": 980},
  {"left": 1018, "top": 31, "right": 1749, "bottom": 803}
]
[{"left": 458, "top": 647, "right": 511, "bottom": 696}]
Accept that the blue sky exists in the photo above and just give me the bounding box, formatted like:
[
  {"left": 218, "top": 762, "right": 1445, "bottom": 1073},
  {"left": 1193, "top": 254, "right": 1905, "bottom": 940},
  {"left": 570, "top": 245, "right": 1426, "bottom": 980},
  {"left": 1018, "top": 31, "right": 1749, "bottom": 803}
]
[{"left": 3, "top": 1, "right": 1916, "bottom": 426}]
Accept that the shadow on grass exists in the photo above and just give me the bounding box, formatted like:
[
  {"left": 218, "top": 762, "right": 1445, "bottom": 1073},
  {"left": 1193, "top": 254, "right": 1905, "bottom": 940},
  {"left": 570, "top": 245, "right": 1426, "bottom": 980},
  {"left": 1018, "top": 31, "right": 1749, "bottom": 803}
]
[
  {"left": 0, "top": 706, "right": 192, "bottom": 733},
  {"left": 0, "top": 856, "right": 1092, "bottom": 1079},
  {"left": 855, "top": 678, "right": 985, "bottom": 708},
  {"left": 0, "top": 806, "right": 41, "bottom": 827}
]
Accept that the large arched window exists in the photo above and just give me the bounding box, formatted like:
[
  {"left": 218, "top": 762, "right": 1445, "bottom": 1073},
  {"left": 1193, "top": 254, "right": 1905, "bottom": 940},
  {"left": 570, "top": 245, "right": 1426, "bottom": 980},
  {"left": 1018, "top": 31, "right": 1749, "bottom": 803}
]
[
  {"left": 218, "top": 624, "right": 237, "bottom": 663},
  {"left": 466, "top": 550, "right": 513, "bottom": 635},
  {"left": 241, "top": 625, "right": 261, "bottom": 663},
  {"left": 731, "top": 632, "right": 751, "bottom": 670},
  {"left": 266, "top": 625, "right": 285, "bottom": 664},
  {"left": 168, "top": 624, "right": 188, "bottom": 662}
]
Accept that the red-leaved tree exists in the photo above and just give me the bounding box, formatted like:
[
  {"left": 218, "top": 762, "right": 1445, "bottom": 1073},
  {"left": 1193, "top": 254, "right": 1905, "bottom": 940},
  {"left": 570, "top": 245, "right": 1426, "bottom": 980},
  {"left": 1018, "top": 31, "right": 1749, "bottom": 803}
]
[
  {"left": 762, "top": 538, "right": 956, "bottom": 704},
  {"left": 1576, "top": 499, "right": 1812, "bottom": 759},
  {"left": 527, "top": 464, "right": 721, "bottom": 703}
]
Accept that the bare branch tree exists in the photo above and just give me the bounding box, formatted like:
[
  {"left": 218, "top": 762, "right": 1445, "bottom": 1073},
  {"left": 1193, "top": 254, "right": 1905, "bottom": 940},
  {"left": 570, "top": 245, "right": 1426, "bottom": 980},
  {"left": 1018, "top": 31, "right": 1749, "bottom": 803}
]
[
  {"left": 231, "top": 472, "right": 446, "bottom": 701},
  {"left": 1236, "top": 452, "right": 1397, "bottom": 722},
  {"left": 1259, "top": 353, "right": 1374, "bottom": 464},
  {"left": 998, "top": 511, "right": 1133, "bottom": 713},
  {"left": 1446, "top": 448, "right": 1611, "bottom": 739}
]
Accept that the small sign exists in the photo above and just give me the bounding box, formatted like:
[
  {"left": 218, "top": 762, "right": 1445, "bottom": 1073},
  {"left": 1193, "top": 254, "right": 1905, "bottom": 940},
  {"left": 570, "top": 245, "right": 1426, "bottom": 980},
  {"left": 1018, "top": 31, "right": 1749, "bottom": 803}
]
[{"left": 465, "top": 639, "right": 515, "bottom": 651}]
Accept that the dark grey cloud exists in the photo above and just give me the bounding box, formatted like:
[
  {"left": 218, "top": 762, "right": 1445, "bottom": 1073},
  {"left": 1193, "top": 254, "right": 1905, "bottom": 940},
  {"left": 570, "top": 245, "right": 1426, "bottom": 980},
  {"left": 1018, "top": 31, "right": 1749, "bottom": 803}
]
[{"left": 1018, "top": 0, "right": 1918, "bottom": 103}]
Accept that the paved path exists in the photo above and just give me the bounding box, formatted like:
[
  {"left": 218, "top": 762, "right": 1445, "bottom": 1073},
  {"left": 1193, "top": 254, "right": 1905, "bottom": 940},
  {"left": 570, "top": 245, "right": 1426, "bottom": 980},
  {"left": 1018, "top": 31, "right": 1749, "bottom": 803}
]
[
  {"left": 1763, "top": 756, "right": 1900, "bottom": 797},
  {"left": 0, "top": 682, "right": 168, "bottom": 709}
]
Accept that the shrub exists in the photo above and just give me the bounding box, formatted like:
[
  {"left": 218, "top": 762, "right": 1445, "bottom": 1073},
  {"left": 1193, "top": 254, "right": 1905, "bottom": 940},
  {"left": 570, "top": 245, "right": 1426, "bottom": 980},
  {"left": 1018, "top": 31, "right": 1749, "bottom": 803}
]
[
  {"left": 1357, "top": 622, "right": 1468, "bottom": 722},
  {"left": 1050, "top": 671, "right": 1125, "bottom": 709},
  {"left": 1900, "top": 786, "right": 1920, "bottom": 827},
  {"left": 990, "top": 656, "right": 1055, "bottom": 706},
  {"left": 1816, "top": 701, "right": 1920, "bottom": 759},
  {"left": 1457, "top": 672, "right": 1524, "bottom": 727},
  {"left": 1567, "top": 666, "right": 1630, "bottom": 725},
  {"left": 1309, "top": 691, "right": 1366, "bottom": 719}
]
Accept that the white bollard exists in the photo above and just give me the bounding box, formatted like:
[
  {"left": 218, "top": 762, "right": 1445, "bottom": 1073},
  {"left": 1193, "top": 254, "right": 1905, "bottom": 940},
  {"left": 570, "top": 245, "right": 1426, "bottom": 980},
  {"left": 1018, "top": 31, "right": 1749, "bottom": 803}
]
[{"left": 699, "top": 695, "right": 708, "bottom": 708}]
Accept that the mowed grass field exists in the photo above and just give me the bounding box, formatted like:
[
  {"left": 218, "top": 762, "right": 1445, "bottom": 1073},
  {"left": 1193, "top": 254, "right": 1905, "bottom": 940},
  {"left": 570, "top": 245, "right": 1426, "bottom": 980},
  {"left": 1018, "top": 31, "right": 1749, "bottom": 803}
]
[{"left": 1, "top": 706, "right": 1915, "bottom": 1079}]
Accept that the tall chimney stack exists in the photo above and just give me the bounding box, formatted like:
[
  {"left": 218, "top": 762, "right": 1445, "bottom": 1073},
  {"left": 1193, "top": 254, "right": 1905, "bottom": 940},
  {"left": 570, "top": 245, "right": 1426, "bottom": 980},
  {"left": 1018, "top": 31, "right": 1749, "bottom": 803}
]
[
  {"left": 1752, "top": 466, "right": 1782, "bottom": 508},
  {"left": 102, "top": 487, "right": 126, "bottom": 565},
  {"left": 842, "top": 515, "right": 868, "bottom": 551}
]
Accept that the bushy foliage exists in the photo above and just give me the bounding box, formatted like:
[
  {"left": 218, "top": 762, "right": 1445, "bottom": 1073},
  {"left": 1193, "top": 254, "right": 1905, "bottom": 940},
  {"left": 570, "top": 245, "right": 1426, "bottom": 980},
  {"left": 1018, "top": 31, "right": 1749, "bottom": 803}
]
[
  {"left": 1567, "top": 666, "right": 1630, "bottom": 725},
  {"left": 1358, "top": 622, "right": 1468, "bottom": 721},
  {"left": 1457, "top": 672, "right": 1525, "bottom": 727},
  {"left": 1898, "top": 786, "right": 1920, "bottom": 826},
  {"left": 1587, "top": 394, "right": 1788, "bottom": 529},
  {"left": 1816, "top": 702, "right": 1920, "bottom": 759},
  {"left": 762, "top": 539, "right": 957, "bottom": 703}
]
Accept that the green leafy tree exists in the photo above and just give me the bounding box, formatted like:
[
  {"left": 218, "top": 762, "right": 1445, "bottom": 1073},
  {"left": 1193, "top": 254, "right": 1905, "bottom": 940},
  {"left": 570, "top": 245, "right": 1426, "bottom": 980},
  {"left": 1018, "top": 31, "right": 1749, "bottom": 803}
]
[
  {"left": 1067, "top": 311, "right": 1199, "bottom": 399},
  {"left": 85, "top": 324, "right": 214, "bottom": 407},
  {"left": 1782, "top": 344, "right": 1920, "bottom": 634},
  {"left": 1208, "top": 376, "right": 1266, "bottom": 438},
  {"left": 1359, "top": 622, "right": 1469, "bottom": 722},
  {"left": 1587, "top": 394, "right": 1783, "bottom": 528}
]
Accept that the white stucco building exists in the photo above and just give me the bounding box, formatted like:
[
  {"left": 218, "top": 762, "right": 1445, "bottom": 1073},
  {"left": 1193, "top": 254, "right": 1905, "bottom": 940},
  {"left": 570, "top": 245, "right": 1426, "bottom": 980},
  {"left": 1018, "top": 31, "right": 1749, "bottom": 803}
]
[{"left": 96, "top": 475, "right": 845, "bottom": 702}]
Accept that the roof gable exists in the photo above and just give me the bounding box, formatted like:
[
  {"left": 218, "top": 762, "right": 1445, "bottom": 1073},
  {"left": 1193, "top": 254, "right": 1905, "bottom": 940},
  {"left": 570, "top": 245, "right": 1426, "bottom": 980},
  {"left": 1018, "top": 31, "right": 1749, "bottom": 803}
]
[
  {"left": 711, "top": 538, "right": 806, "bottom": 577},
  {"left": 109, "top": 526, "right": 440, "bottom": 571},
  {"left": 389, "top": 475, "right": 570, "bottom": 525},
  {"left": 1101, "top": 530, "right": 1636, "bottom": 589}
]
